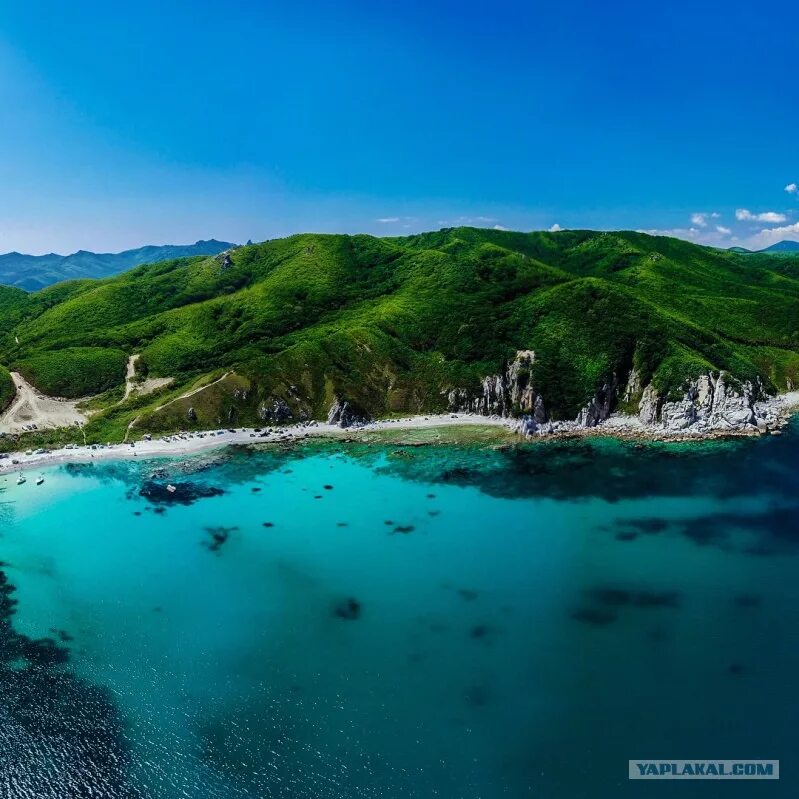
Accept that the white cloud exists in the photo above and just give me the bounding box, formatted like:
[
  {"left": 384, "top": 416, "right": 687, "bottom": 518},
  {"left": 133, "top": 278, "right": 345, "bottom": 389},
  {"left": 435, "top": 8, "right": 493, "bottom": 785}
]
[
  {"left": 493, "top": 224, "right": 509, "bottom": 231},
  {"left": 549, "top": 223, "right": 563, "bottom": 232},
  {"left": 375, "top": 217, "right": 400, "bottom": 223},
  {"left": 756, "top": 211, "right": 787, "bottom": 223},
  {"left": 435, "top": 215, "right": 500, "bottom": 228},
  {"left": 743, "top": 221, "right": 799, "bottom": 250},
  {"left": 690, "top": 212, "right": 721, "bottom": 228},
  {"left": 639, "top": 226, "right": 731, "bottom": 248},
  {"left": 736, "top": 208, "right": 787, "bottom": 223},
  {"left": 785, "top": 183, "right": 797, "bottom": 194}
]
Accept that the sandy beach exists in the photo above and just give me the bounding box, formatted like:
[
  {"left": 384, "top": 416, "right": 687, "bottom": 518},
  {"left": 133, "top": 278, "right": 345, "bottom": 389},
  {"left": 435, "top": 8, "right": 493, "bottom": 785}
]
[
  {"left": 0, "top": 413, "right": 515, "bottom": 476},
  {"left": 3, "top": 388, "right": 799, "bottom": 477}
]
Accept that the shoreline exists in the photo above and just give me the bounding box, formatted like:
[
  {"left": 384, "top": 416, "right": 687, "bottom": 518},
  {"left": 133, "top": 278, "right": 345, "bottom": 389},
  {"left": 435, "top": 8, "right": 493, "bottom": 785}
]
[
  {"left": 0, "top": 414, "right": 514, "bottom": 476},
  {"left": 1, "top": 403, "right": 797, "bottom": 477}
]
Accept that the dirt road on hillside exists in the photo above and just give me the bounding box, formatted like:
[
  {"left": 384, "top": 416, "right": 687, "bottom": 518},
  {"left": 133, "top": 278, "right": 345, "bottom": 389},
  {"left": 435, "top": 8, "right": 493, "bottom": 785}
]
[
  {"left": 123, "top": 354, "right": 173, "bottom": 400},
  {"left": 0, "top": 372, "right": 87, "bottom": 434}
]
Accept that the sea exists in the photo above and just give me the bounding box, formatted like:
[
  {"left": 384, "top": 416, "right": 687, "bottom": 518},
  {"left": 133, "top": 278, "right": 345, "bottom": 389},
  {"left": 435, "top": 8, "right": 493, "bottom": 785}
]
[{"left": 1, "top": 421, "right": 798, "bottom": 798}]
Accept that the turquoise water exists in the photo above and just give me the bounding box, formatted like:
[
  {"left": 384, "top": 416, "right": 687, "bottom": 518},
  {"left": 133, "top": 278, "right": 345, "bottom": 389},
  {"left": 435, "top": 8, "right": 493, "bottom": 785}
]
[{"left": 1, "top": 425, "right": 798, "bottom": 797}]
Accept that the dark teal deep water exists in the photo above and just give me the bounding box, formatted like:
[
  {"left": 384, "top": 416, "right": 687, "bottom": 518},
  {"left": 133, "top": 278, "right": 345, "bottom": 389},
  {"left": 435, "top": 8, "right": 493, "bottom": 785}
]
[{"left": 1, "top": 422, "right": 799, "bottom": 798}]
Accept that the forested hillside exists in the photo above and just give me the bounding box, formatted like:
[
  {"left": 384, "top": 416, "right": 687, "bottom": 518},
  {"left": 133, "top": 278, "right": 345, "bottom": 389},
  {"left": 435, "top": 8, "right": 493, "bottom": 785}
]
[{"left": 0, "top": 228, "right": 797, "bottom": 442}]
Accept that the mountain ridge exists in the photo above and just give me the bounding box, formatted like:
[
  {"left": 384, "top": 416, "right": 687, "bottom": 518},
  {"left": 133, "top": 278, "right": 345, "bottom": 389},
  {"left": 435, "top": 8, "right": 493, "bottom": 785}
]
[
  {"left": 0, "top": 239, "right": 235, "bottom": 291},
  {"left": 760, "top": 240, "right": 799, "bottom": 254},
  {"left": 0, "top": 227, "right": 797, "bottom": 447},
  {"left": 728, "top": 239, "right": 799, "bottom": 255}
]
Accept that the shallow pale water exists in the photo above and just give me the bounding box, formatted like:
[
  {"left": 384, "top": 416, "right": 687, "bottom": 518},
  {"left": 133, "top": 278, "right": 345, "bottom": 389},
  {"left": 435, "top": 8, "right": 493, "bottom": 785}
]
[{"left": 1, "top": 424, "right": 798, "bottom": 798}]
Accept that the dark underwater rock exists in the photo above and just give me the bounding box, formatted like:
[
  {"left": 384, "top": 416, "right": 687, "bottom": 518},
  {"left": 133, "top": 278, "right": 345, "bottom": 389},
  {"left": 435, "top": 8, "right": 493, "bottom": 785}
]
[
  {"left": 570, "top": 608, "right": 617, "bottom": 625},
  {"left": 392, "top": 525, "right": 415, "bottom": 534},
  {"left": 333, "top": 598, "right": 361, "bottom": 620},
  {"left": 139, "top": 481, "right": 224, "bottom": 505},
  {"left": 204, "top": 526, "right": 238, "bottom": 553},
  {"left": 584, "top": 586, "right": 681, "bottom": 609}
]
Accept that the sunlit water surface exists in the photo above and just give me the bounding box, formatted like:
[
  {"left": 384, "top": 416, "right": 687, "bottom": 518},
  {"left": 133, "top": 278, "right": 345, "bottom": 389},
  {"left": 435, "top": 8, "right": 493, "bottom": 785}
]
[{"left": 1, "top": 424, "right": 798, "bottom": 798}]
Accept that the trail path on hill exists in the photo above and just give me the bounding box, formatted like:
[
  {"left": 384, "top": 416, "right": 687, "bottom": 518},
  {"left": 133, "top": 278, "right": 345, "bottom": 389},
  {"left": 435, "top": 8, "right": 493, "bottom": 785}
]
[
  {"left": 147, "top": 371, "right": 233, "bottom": 415},
  {"left": 123, "top": 355, "right": 137, "bottom": 399},
  {"left": 123, "top": 354, "right": 173, "bottom": 400},
  {"left": 123, "top": 370, "right": 232, "bottom": 441},
  {"left": 0, "top": 372, "right": 87, "bottom": 434}
]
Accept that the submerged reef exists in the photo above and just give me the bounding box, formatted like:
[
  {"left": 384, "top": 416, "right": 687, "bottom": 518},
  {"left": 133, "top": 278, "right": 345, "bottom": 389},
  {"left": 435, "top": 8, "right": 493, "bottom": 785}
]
[{"left": 0, "top": 567, "right": 142, "bottom": 797}]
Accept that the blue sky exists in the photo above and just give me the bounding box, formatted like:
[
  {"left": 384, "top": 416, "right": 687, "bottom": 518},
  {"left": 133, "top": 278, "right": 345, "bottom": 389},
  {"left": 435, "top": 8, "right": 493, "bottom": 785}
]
[{"left": 0, "top": 0, "right": 797, "bottom": 254}]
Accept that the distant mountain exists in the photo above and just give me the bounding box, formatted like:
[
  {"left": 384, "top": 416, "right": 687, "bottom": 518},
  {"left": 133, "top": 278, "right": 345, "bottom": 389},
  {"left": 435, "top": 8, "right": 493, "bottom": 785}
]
[
  {"left": 0, "top": 239, "right": 235, "bottom": 291},
  {"left": 729, "top": 240, "right": 799, "bottom": 255},
  {"left": 759, "top": 240, "right": 799, "bottom": 254}
]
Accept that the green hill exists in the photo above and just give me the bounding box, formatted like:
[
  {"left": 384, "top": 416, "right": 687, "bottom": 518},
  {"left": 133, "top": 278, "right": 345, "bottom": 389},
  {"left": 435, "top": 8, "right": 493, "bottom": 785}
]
[
  {"left": 1, "top": 228, "right": 798, "bottom": 443},
  {"left": 0, "top": 365, "right": 14, "bottom": 412}
]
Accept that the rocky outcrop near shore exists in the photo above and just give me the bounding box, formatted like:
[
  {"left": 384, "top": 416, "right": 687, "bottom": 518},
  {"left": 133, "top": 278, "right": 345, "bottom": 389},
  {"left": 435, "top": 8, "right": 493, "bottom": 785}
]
[
  {"left": 445, "top": 350, "right": 538, "bottom": 417},
  {"left": 650, "top": 373, "right": 772, "bottom": 433},
  {"left": 444, "top": 350, "right": 621, "bottom": 435},
  {"left": 575, "top": 375, "right": 619, "bottom": 428},
  {"left": 445, "top": 354, "right": 789, "bottom": 439},
  {"left": 327, "top": 397, "right": 371, "bottom": 428}
]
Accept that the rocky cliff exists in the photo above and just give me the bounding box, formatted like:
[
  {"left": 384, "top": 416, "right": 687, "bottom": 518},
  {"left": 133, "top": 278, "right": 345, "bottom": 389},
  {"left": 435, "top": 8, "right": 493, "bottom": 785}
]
[
  {"left": 327, "top": 396, "right": 371, "bottom": 428},
  {"left": 444, "top": 350, "right": 538, "bottom": 418},
  {"left": 445, "top": 353, "right": 780, "bottom": 438},
  {"left": 638, "top": 373, "right": 774, "bottom": 434}
]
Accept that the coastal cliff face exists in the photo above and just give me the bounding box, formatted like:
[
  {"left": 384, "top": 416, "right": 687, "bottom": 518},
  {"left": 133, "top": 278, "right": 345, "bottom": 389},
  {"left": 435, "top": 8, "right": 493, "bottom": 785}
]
[
  {"left": 445, "top": 352, "right": 778, "bottom": 438},
  {"left": 327, "top": 396, "right": 371, "bottom": 428},
  {"left": 641, "top": 373, "right": 773, "bottom": 433},
  {"left": 444, "top": 350, "right": 538, "bottom": 418}
]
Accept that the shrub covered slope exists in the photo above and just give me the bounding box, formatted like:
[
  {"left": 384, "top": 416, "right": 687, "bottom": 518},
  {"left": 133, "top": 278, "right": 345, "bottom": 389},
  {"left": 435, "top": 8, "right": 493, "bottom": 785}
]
[{"left": 0, "top": 228, "right": 797, "bottom": 441}]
